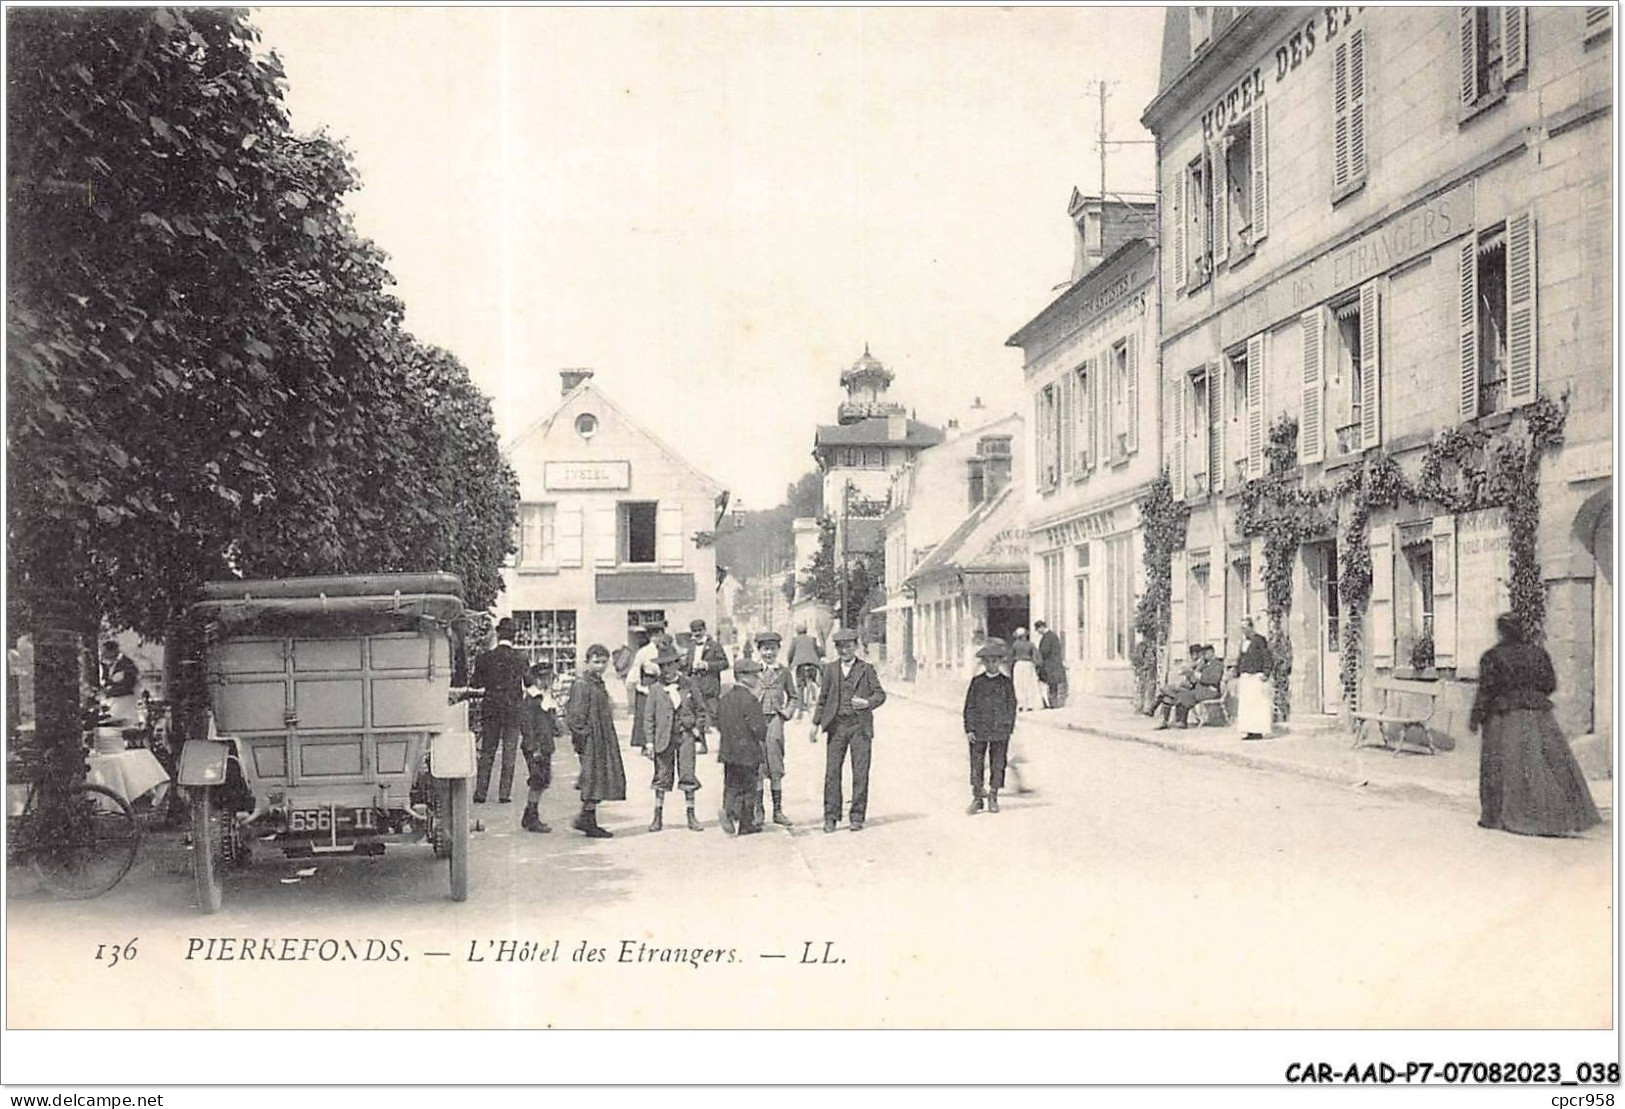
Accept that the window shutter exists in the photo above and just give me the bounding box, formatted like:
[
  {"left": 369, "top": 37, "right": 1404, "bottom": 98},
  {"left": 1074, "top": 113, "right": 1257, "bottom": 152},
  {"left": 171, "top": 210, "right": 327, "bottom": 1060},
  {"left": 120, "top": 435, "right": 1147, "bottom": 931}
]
[
  {"left": 1457, "top": 237, "right": 1479, "bottom": 420},
  {"left": 1169, "top": 549, "right": 1188, "bottom": 663},
  {"left": 1333, "top": 38, "right": 1352, "bottom": 191},
  {"left": 1369, "top": 523, "right": 1395, "bottom": 668},
  {"left": 1251, "top": 103, "right": 1269, "bottom": 240},
  {"left": 1432, "top": 515, "right": 1457, "bottom": 669},
  {"left": 594, "top": 502, "right": 618, "bottom": 567},
  {"left": 1125, "top": 335, "right": 1140, "bottom": 455},
  {"left": 1300, "top": 308, "right": 1326, "bottom": 465},
  {"left": 1585, "top": 6, "right": 1612, "bottom": 41},
  {"left": 1058, "top": 371, "right": 1074, "bottom": 480},
  {"left": 1200, "top": 150, "right": 1215, "bottom": 268},
  {"left": 1503, "top": 7, "right": 1527, "bottom": 80},
  {"left": 1245, "top": 333, "right": 1265, "bottom": 478},
  {"left": 1506, "top": 208, "right": 1538, "bottom": 407},
  {"left": 1167, "top": 373, "right": 1185, "bottom": 502},
  {"left": 1033, "top": 393, "right": 1046, "bottom": 491},
  {"left": 558, "top": 503, "right": 584, "bottom": 568},
  {"left": 658, "top": 502, "right": 684, "bottom": 568},
  {"left": 1212, "top": 136, "right": 1229, "bottom": 265},
  {"left": 1349, "top": 29, "right": 1367, "bottom": 184},
  {"left": 1459, "top": 7, "right": 1479, "bottom": 106},
  {"left": 1212, "top": 359, "right": 1227, "bottom": 493},
  {"left": 1173, "top": 171, "right": 1187, "bottom": 293},
  {"left": 1359, "top": 280, "right": 1382, "bottom": 449},
  {"left": 1098, "top": 352, "right": 1111, "bottom": 466}
]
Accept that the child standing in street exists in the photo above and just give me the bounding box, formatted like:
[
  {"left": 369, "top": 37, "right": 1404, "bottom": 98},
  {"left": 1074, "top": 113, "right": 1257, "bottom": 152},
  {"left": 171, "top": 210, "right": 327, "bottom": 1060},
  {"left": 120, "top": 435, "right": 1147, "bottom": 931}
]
[
  {"left": 518, "top": 664, "right": 558, "bottom": 833},
  {"left": 963, "top": 640, "right": 1017, "bottom": 814}
]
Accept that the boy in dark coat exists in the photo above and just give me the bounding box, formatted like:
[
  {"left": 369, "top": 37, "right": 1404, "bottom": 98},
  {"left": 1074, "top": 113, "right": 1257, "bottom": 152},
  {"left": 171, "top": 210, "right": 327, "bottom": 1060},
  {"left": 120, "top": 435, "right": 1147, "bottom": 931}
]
[
  {"left": 518, "top": 664, "right": 558, "bottom": 833},
  {"left": 963, "top": 641, "right": 1018, "bottom": 814},
  {"left": 717, "top": 657, "right": 770, "bottom": 835},
  {"left": 566, "top": 644, "right": 628, "bottom": 837}
]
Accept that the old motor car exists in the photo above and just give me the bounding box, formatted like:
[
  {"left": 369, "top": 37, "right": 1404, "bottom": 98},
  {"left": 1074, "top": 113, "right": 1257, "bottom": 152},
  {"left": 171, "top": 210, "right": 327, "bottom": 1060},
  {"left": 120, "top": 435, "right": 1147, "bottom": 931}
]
[{"left": 177, "top": 573, "right": 477, "bottom": 912}]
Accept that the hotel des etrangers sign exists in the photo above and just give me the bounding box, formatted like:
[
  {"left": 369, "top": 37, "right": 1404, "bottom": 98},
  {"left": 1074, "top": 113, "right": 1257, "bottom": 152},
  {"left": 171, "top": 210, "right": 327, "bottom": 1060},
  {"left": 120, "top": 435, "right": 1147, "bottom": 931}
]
[{"left": 545, "top": 461, "right": 631, "bottom": 491}]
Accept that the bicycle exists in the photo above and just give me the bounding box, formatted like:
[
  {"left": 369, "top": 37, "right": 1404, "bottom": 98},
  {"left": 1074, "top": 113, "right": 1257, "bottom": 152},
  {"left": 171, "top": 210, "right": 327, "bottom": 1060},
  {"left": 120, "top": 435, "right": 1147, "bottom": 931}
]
[{"left": 7, "top": 747, "right": 142, "bottom": 898}]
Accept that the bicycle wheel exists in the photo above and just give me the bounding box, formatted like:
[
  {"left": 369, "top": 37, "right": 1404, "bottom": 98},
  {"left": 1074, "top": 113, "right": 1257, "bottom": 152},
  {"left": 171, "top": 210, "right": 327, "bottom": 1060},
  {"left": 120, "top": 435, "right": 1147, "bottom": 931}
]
[{"left": 30, "top": 784, "right": 141, "bottom": 899}]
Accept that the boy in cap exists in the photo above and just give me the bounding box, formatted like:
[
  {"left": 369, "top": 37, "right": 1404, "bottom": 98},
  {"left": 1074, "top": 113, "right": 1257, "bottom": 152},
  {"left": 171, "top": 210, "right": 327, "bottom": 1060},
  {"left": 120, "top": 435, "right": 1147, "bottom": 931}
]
[
  {"left": 752, "top": 630, "right": 796, "bottom": 826},
  {"left": 627, "top": 621, "right": 665, "bottom": 754},
  {"left": 518, "top": 663, "right": 557, "bottom": 833},
  {"left": 685, "top": 618, "right": 729, "bottom": 751},
  {"left": 472, "top": 617, "right": 530, "bottom": 804},
  {"left": 811, "top": 626, "right": 887, "bottom": 832},
  {"left": 963, "top": 640, "right": 1017, "bottom": 814},
  {"left": 641, "top": 643, "right": 706, "bottom": 831},
  {"left": 717, "top": 657, "right": 770, "bottom": 835}
]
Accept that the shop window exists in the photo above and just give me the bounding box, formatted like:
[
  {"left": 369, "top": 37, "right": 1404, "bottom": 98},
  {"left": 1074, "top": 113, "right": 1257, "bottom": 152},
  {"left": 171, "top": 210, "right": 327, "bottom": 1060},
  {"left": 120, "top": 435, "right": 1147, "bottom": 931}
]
[
  {"left": 514, "top": 502, "right": 557, "bottom": 570},
  {"left": 628, "top": 610, "right": 665, "bottom": 634},
  {"left": 620, "top": 501, "right": 658, "bottom": 565},
  {"left": 511, "top": 610, "right": 578, "bottom": 674}
]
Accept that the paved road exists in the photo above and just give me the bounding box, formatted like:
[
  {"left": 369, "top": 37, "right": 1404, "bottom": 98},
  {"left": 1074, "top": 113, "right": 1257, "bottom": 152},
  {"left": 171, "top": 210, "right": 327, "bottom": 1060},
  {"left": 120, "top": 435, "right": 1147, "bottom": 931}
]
[{"left": 6, "top": 694, "right": 1611, "bottom": 1029}]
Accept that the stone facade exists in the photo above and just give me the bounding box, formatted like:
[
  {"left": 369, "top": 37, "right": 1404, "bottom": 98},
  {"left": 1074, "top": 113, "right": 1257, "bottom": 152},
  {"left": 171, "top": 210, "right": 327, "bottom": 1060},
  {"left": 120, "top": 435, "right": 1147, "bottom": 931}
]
[{"left": 1143, "top": 6, "right": 1613, "bottom": 736}]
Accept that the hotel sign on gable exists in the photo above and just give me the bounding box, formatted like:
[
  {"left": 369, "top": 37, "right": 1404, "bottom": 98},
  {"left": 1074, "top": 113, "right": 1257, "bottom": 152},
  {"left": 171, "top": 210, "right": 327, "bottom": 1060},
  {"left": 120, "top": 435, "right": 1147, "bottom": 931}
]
[
  {"left": 1218, "top": 180, "right": 1473, "bottom": 349},
  {"left": 545, "top": 461, "right": 631, "bottom": 491}
]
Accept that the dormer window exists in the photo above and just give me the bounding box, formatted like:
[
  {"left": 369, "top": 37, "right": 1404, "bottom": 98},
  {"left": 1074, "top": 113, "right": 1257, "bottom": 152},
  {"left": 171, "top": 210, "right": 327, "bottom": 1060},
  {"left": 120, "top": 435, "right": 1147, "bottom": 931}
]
[{"left": 1191, "top": 6, "right": 1212, "bottom": 57}]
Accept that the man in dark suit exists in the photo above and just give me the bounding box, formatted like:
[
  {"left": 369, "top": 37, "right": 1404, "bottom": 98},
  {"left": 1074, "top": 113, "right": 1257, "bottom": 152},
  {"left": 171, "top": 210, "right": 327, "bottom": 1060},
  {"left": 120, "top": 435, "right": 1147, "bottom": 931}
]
[
  {"left": 1034, "top": 620, "right": 1068, "bottom": 709},
  {"left": 813, "top": 627, "right": 887, "bottom": 833},
  {"left": 685, "top": 618, "right": 729, "bottom": 750},
  {"left": 473, "top": 617, "right": 532, "bottom": 804}
]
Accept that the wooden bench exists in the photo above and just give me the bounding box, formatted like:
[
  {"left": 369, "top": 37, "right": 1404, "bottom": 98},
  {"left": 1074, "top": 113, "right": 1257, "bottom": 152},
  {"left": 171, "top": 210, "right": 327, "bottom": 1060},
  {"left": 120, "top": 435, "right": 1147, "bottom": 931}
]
[
  {"left": 1352, "top": 676, "right": 1443, "bottom": 755},
  {"left": 1188, "top": 678, "right": 1231, "bottom": 727}
]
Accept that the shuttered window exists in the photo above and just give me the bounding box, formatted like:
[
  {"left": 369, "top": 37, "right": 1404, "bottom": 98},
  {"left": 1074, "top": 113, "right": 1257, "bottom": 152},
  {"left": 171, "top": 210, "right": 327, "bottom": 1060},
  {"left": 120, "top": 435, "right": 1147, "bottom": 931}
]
[
  {"left": 1585, "top": 6, "right": 1612, "bottom": 42},
  {"left": 1300, "top": 309, "right": 1326, "bottom": 465},
  {"left": 1245, "top": 333, "right": 1266, "bottom": 478},
  {"left": 1460, "top": 214, "right": 1536, "bottom": 419},
  {"left": 1358, "top": 280, "right": 1382, "bottom": 449},
  {"left": 1125, "top": 335, "right": 1140, "bottom": 455},
  {"left": 1333, "top": 28, "right": 1367, "bottom": 196},
  {"left": 1211, "top": 359, "right": 1227, "bottom": 494},
  {"left": 1461, "top": 8, "right": 1527, "bottom": 112},
  {"left": 1167, "top": 371, "right": 1186, "bottom": 503}
]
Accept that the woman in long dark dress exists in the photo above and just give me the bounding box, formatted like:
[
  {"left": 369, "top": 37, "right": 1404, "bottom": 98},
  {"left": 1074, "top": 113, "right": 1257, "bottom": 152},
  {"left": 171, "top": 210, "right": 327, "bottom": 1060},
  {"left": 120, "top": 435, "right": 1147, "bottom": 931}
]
[{"left": 1468, "top": 614, "right": 1599, "bottom": 837}]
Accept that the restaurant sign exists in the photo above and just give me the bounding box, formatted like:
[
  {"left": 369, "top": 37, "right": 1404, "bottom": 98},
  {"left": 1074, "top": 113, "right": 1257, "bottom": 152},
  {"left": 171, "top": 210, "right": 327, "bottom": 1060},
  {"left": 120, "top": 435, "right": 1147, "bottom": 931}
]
[
  {"left": 545, "top": 461, "right": 631, "bottom": 491},
  {"left": 1219, "top": 180, "right": 1473, "bottom": 349},
  {"left": 963, "top": 570, "right": 1030, "bottom": 597}
]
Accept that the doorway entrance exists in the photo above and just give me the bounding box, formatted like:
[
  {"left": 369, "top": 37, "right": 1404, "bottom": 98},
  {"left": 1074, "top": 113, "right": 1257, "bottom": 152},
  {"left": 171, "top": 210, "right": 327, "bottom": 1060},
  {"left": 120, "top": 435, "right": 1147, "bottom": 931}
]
[
  {"left": 1304, "top": 541, "right": 1342, "bottom": 714},
  {"left": 1591, "top": 506, "right": 1612, "bottom": 744},
  {"left": 984, "top": 595, "right": 1029, "bottom": 646}
]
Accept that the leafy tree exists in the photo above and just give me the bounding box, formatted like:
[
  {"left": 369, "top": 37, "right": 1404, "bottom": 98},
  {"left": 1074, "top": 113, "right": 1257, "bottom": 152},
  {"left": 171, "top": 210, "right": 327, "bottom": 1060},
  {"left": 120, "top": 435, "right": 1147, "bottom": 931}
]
[
  {"left": 7, "top": 9, "right": 518, "bottom": 774},
  {"left": 796, "top": 515, "right": 883, "bottom": 628}
]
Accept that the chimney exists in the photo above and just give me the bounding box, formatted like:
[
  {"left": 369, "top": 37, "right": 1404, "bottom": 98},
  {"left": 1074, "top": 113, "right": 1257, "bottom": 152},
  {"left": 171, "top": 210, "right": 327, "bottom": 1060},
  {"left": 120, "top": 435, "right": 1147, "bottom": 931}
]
[
  {"left": 887, "top": 412, "right": 908, "bottom": 441},
  {"left": 560, "top": 368, "right": 595, "bottom": 395}
]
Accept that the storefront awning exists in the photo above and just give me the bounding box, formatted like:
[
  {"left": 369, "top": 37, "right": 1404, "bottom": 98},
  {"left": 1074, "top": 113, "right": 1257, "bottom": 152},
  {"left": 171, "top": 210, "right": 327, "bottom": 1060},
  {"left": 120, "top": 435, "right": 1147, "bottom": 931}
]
[{"left": 871, "top": 596, "right": 915, "bottom": 613}]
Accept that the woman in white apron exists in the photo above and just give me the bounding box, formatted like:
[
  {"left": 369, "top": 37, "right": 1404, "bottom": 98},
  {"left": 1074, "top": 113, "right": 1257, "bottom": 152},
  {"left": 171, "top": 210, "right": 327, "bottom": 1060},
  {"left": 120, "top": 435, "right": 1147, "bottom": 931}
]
[
  {"left": 1009, "top": 628, "right": 1045, "bottom": 711},
  {"left": 1233, "top": 618, "right": 1273, "bottom": 739}
]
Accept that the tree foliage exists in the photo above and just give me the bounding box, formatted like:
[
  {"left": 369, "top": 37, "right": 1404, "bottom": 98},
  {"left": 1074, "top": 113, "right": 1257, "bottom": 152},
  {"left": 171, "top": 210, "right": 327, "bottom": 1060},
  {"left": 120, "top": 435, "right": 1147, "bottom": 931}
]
[
  {"left": 7, "top": 8, "right": 517, "bottom": 640},
  {"left": 796, "top": 516, "right": 883, "bottom": 628}
]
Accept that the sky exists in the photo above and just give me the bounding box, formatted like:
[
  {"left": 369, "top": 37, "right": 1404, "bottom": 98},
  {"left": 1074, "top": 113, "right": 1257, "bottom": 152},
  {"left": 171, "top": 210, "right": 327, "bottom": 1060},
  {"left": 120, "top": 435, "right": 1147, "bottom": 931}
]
[{"left": 252, "top": 7, "right": 1164, "bottom": 509}]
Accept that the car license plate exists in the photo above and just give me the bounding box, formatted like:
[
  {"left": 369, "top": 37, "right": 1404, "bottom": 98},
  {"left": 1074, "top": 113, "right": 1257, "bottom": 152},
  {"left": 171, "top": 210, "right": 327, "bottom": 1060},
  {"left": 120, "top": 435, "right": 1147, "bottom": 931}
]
[{"left": 287, "top": 808, "right": 379, "bottom": 833}]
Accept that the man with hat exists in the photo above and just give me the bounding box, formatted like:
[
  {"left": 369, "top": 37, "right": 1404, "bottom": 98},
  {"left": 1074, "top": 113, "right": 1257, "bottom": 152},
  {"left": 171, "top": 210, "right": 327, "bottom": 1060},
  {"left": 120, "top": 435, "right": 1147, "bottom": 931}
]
[
  {"left": 472, "top": 617, "right": 531, "bottom": 805},
  {"left": 641, "top": 642, "right": 706, "bottom": 831},
  {"left": 785, "top": 623, "right": 824, "bottom": 719},
  {"left": 751, "top": 630, "right": 796, "bottom": 826},
  {"left": 685, "top": 618, "right": 729, "bottom": 749},
  {"left": 717, "top": 656, "right": 770, "bottom": 835},
  {"left": 626, "top": 621, "right": 666, "bottom": 753},
  {"left": 811, "top": 627, "right": 887, "bottom": 832},
  {"left": 963, "top": 638, "right": 1018, "bottom": 814}
]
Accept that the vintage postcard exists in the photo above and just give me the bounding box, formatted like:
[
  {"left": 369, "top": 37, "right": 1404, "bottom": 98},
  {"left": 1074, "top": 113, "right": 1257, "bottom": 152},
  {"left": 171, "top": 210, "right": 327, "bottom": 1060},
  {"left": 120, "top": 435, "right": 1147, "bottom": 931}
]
[{"left": 3, "top": 3, "right": 1616, "bottom": 1087}]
